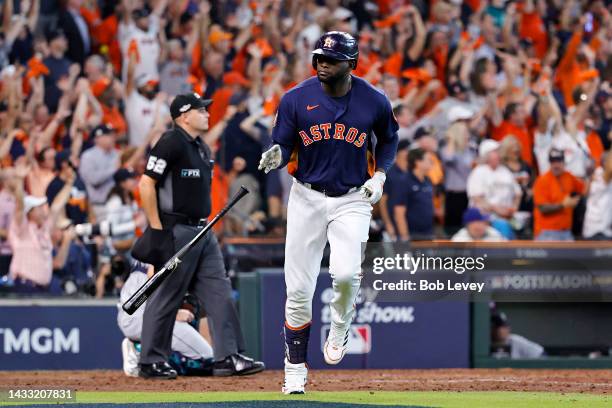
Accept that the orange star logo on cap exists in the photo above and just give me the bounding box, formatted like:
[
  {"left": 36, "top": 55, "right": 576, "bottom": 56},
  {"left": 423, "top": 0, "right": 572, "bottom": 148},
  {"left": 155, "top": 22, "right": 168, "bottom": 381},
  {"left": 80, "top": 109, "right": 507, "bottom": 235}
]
[{"left": 323, "top": 37, "right": 335, "bottom": 48}]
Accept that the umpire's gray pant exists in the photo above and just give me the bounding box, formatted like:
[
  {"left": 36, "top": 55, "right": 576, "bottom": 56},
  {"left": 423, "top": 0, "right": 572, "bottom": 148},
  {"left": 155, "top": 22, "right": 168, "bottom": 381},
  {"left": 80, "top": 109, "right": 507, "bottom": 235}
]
[{"left": 140, "top": 223, "right": 245, "bottom": 364}]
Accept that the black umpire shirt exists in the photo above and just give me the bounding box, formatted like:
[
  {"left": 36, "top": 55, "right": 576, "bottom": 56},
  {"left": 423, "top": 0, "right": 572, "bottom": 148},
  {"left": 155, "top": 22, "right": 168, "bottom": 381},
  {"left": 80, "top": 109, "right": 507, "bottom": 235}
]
[{"left": 144, "top": 125, "right": 213, "bottom": 220}]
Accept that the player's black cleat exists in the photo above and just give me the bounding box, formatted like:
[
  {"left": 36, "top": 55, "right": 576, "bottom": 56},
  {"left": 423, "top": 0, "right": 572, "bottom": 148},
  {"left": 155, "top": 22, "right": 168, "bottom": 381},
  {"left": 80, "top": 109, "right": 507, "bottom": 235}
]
[
  {"left": 138, "top": 362, "right": 178, "bottom": 380},
  {"left": 287, "top": 389, "right": 305, "bottom": 395},
  {"left": 212, "top": 353, "right": 265, "bottom": 377}
]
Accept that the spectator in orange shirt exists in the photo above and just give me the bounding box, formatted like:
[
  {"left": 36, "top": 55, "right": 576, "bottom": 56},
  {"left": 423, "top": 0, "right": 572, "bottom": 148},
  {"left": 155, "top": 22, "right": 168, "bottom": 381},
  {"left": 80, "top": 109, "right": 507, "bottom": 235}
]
[
  {"left": 533, "top": 149, "right": 586, "bottom": 241},
  {"left": 492, "top": 103, "right": 533, "bottom": 166}
]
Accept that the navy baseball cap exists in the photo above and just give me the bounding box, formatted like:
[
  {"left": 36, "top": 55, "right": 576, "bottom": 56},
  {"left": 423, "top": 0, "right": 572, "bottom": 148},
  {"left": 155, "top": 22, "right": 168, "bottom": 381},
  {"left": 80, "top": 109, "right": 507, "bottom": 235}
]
[
  {"left": 413, "top": 126, "right": 433, "bottom": 140},
  {"left": 170, "top": 92, "right": 212, "bottom": 119},
  {"left": 462, "top": 207, "right": 489, "bottom": 225},
  {"left": 113, "top": 168, "right": 136, "bottom": 184},
  {"left": 91, "top": 124, "right": 115, "bottom": 139}
]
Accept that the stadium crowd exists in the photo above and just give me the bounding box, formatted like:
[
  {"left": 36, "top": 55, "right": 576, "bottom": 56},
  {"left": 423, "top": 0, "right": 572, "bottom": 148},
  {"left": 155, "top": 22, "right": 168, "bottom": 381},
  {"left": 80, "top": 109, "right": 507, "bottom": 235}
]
[{"left": 0, "top": 0, "right": 609, "bottom": 296}]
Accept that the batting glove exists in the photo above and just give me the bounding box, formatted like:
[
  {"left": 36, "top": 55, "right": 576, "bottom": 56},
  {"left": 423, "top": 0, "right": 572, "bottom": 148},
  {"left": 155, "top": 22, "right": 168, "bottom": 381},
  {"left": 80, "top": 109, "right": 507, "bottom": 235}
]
[
  {"left": 258, "top": 144, "right": 282, "bottom": 174},
  {"left": 359, "top": 171, "right": 386, "bottom": 204}
]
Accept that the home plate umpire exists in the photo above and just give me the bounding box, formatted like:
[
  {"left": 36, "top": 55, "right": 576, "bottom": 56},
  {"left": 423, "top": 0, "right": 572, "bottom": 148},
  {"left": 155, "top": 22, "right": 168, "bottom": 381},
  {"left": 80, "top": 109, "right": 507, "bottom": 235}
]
[{"left": 132, "top": 92, "right": 265, "bottom": 379}]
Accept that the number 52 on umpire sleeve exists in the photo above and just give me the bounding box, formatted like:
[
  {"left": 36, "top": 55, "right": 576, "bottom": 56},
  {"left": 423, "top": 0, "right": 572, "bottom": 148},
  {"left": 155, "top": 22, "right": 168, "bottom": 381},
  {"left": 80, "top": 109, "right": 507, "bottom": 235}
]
[{"left": 146, "top": 156, "right": 167, "bottom": 175}]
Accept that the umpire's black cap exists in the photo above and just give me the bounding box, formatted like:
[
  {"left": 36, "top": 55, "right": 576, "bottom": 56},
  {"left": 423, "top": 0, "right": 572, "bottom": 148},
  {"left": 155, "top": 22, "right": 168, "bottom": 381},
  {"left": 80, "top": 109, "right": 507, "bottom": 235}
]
[
  {"left": 170, "top": 92, "right": 212, "bottom": 120},
  {"left": 312, "top": 31, "right": 359, "bottom": 69}
]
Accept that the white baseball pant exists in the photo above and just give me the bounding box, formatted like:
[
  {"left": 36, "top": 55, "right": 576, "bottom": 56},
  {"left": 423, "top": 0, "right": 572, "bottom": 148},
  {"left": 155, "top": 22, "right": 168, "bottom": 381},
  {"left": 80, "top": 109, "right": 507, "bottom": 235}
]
[
  {"left": 284, "top": 179, "right": 372, "bottom": 333},
  {"left": 117, "top": 272, "right": 213, "bottom": 360}
]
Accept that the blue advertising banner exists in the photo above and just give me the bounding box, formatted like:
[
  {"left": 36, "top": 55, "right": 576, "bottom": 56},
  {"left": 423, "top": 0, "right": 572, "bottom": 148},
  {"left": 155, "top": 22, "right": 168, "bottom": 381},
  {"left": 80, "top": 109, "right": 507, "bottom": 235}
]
[
  {"left": 0, "top": 302, "right": 123, "bottom": 370},
  {"left": 259, "top": 270, "right": 470, "bottom": 369}
]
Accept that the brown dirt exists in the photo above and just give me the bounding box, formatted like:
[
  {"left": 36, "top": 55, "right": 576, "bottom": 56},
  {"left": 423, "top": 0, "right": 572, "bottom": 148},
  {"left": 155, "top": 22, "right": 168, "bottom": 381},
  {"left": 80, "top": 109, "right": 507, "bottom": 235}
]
[{"left": 1, "top": 369, "right": 611, "bottom": 394}]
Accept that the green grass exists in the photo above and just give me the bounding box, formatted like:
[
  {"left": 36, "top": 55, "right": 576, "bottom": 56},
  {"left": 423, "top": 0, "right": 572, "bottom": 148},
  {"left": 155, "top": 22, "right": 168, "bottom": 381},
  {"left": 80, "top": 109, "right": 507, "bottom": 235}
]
[{"left": 1, "top": 391, "right": 610, "bottom": 407}]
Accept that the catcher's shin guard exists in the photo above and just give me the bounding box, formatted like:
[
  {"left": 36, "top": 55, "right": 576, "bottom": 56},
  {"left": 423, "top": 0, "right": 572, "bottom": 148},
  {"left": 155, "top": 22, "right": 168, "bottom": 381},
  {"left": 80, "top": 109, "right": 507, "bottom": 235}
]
[{"left": 284, "top": 322, "right": 311, "bottom": 364}]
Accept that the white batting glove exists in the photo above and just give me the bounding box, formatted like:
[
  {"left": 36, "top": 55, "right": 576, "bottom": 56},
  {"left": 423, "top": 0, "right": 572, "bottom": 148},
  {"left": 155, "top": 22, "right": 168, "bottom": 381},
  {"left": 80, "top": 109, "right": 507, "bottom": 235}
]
[
  {"left": 359, "top": 171, "right": 386, "bottom": 204},
  {"left": 258, "top": 144, "right": 282, "bottom": 174}
]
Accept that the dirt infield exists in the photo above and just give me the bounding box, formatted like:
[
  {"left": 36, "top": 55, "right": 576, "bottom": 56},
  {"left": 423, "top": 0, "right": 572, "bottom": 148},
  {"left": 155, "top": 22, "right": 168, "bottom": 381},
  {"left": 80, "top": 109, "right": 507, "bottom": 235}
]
[{"left": 1, "top": 369, "right": 611, "bottom": 395}]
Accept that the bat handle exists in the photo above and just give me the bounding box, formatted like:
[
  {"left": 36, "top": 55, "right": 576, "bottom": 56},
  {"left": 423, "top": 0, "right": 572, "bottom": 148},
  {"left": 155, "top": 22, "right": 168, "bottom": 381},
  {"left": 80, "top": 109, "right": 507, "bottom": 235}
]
[{"left": 220, "top": 186, "right": 249, "bottom": 216}]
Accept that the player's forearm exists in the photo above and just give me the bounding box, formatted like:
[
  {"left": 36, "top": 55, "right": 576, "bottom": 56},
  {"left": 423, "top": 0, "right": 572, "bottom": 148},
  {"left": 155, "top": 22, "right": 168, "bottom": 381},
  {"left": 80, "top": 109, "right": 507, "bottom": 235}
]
[
  {"left": 538, "top": 203, "right": 564, "bottom": 214},
  {"left": 394, "top": 206, "right": 410, "bottom": 240},
  {"left": 11, "top": 178, "right": 25, "bottom": 217},
  {"left": 139, "top": 177, "right": 162, "bottom": 229},
  {"left": 379, "top": 196, "right": 395, "bottom": 235},
  {"left": 50, "top": 179, "right": 75, "bottom": 215},
  {"left": 374, "top": 136, "right": 399, "bottom": 172},
  {"left": 53, "top": 238, "right": 71, "bottom": 270}
]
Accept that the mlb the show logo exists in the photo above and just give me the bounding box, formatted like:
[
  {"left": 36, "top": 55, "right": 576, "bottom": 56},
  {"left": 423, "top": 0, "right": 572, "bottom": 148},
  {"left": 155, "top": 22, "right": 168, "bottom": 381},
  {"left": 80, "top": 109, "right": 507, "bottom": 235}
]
[{"left": 321, "top": 324, "right": 371, "bottom": 354}]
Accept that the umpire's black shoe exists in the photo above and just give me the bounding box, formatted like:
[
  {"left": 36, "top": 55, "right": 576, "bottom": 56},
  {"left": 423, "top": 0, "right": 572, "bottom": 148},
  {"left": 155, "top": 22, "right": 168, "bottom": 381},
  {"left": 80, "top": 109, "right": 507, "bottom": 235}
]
[
  {"left": 139, "top": 362, "right": 178, "bottom": 380},
  {"left": 212, "top": 353, "right": 265, "bottom": 377}
]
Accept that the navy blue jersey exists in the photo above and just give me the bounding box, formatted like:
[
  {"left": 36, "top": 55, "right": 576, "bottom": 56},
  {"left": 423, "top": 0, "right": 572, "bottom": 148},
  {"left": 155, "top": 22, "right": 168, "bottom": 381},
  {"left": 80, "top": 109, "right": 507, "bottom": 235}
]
[{"left": 272, "top": 75, "right": 399, "bottom": 193}]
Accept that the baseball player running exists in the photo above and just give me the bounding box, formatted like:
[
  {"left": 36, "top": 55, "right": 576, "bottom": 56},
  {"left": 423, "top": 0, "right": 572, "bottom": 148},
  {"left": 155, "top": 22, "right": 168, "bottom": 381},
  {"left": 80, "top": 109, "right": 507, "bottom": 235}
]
[{"left": 258, "top": 31, "right": 399, "bottom": 394}]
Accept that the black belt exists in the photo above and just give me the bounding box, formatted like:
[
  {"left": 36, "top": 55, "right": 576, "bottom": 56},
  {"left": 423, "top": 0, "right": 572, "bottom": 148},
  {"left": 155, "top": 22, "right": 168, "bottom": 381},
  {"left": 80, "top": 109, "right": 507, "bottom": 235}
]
[
  {"left": 296, "top": 179, "right": 358, "bottom": 197},
  {"left": 161, "top": 213, "right": 208, "bottom": 227}
]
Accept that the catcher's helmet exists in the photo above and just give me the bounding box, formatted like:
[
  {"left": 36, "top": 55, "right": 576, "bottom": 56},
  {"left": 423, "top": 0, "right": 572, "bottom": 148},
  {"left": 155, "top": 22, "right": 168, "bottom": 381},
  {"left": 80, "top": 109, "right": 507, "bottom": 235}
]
[{"left": 312, "top": 31, "right": 359, "bottom": 70}]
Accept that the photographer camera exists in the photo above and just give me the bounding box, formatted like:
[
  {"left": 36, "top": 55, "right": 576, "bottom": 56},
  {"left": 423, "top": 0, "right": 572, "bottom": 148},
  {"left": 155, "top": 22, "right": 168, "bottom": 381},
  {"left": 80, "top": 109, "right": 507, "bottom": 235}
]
[
  {"left": 51, "top": 217, "right": 94, "bottom": 296},
  {"left": 77, "top": 169, "right": 144, "bottom": 298}
]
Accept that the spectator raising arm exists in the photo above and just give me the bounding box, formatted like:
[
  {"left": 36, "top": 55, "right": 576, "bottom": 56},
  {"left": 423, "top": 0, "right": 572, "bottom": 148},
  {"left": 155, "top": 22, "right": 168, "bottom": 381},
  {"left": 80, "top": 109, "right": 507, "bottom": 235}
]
[
  {"left": 125, "top": 46, "right": 138, "bottom": 96},
  {"left": 239, "top": 109, "right": 264, "bottom": 141},
  {"left": 49, "top": 168, "right": 76, "bottom": 227},
  {"left": 24, "top": 0, "right": 40, "bottom": 34},
  {"left": 204, "top": 105, "right": 236, "bottom": 148},
  {"left": 0, "top": 129, "right": 20, "bottom": 161},
  {"left": 10, "top": 163, "right": 30, "bottom": 223},
  {"left": 25, "top": 76, "right": 44, "bottom": 116},
  {"left": 53, "top": 226, "right": 76, "bottom": 271},
  {"left": 37, "top": 103, "right": 71, "bottom": 150},
  {"left": 123, "top": 119, "right": 163, "bottom": 170},
  {"left": 68, "top": 117, "right": 84, "bottom": 166},
  {"left": 405, "top": 5, "right": 426, "bottom": 63}
]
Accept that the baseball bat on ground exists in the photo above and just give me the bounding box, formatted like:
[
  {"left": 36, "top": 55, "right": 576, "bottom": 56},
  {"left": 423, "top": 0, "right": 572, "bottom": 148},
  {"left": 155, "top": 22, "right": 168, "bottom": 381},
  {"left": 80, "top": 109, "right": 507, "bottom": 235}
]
[{"left": 122, "top": 186, "right": 250, "bottom": 315}]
